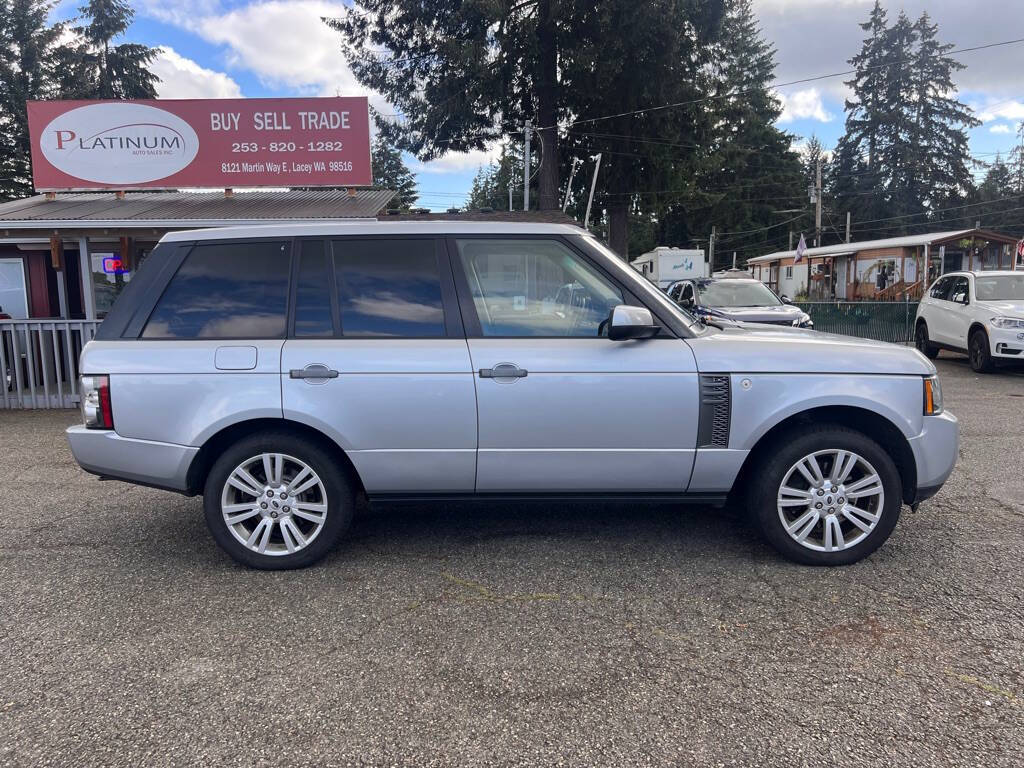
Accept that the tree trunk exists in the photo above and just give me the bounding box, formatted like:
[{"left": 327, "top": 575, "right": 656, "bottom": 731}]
[
  {"left": 608, "top": 200, "right": 629, "bottom": 259},
  {"left": 535, "top": 0, "right": 559, "bottom": 210}
]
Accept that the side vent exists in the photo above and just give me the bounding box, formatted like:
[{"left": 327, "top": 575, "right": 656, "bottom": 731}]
[{"left": 697, "top": 374, "right": 731, "bottom": 448}]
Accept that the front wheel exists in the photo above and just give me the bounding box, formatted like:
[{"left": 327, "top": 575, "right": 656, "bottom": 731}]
[
  {"left": 203, "top": 432, "right": 354, "bottom": 569},
  {"left": 915, "top": 322, "right": 939, "bottom": 359},
  {"left": 968, "top": 329, "right": 994, "bottom": 373},
  {"left": 749, "top": 426, "right": 902, "bottom": 566}
]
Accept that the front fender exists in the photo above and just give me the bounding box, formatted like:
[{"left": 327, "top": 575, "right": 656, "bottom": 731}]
[{"left": 730, "top": 373, "right": 924, "bottom": 451}]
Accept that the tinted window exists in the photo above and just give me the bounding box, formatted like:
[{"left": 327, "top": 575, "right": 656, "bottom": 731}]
[
  {"left": 143, "top": 240, "right": 290, "bottom": 339},
  {"left": 456, "top": 238, "right": 623, "bottom": 337},
  {"left": 929, "top": 277, "right": 952, "bottom": 300},
  {"left": 334, "top": 239, "right": 445, "bottom": 337},
  {"left": 294, "top": 240, "right": 334, "bottom": 337},
  {"left": 948, "top": 276, "right": 969, "bottom": 304}
]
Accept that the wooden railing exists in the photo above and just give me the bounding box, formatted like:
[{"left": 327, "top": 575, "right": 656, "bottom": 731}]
[{"left": 0, "top": 319, "right": 102, "bottom": 409}]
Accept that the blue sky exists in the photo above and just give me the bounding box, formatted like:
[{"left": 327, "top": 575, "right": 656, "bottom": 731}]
[{"left": 53, "top": 0, "right": 1024, "bottom": 211}]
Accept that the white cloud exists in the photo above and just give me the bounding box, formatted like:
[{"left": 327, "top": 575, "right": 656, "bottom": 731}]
[
  {"left": 194, "top": 1, "right": 366, "bottom": 98},
  {"left": 972, "top": 99, "right": 1024, "bottom": 123},
  {"left": 410, "top": 143, "right": 503, "bottom": 175},
  {"left": 151, "top": 47, "right": 243, "bottom": 99},
  {"left": 989, "top": 123, "right": 1012, "bottom": 134},
  {"left": 776, "top": 88, "right": 833, "bottom": 124}
]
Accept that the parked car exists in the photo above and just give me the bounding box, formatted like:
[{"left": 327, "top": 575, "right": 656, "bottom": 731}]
[
  {"left": 914, "top": 270, "right": 1024, "bottom": 373},
  {"left": 666, "top": 276, "right": 813, "bottom": 328},
  {"left": 67, "top": 223, "right": 957, "bottom": 570}
]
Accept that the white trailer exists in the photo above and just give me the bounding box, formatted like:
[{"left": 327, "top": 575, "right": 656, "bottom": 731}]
[{"left": 631, "top": 247, "right": 708, "bottom": 289}]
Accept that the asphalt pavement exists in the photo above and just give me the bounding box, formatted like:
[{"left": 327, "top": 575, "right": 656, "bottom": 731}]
[{"left": 2, "top": 354, "right": 1022, "bottom": 767}]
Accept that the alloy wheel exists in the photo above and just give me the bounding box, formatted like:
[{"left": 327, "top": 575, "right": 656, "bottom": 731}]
[
  {"left": 220, "top": 453, "right": 328, "bottom": 556},
  {"left": 776, "top": 449, "right": 885, "bottom": 553}
]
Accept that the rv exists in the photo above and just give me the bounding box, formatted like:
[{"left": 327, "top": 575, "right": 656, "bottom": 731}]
[{"left": 632, "top": 246, "right": 708, "bottom": 289}]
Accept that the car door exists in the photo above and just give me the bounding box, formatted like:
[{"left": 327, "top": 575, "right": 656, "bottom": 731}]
[
  {"left": 944, "top": 275, "right": 972, "bottom": 349},
  {"left": 924, "top": 276, "right": 954, "bottom": 345},
  {"left": 450, "top": 235, "right": 699, "bottom": 493},
  {"left": 280, "top": 237, "right": 477, "bottom": 493}
]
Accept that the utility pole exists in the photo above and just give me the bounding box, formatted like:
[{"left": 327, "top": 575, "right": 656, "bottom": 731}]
[
  {"left": 509, "top": 181, "right": 514, "bottom": 212},
  {"left": 789, "top": 230, "right": 793, "bottom": 251},
  {"left": 708, "top": 225, "right": 716, "bottom": 272},
  {"left": 583, "top": 153, "right": 602, "bottom": 230},
  {"left": 562, "top": 157, "right": 581, "bottom": 213},
  {"left": 845, "top": 211, "right": 851, "bottom": 244},
  {"left": 523, "top": 120, "right": 531, "bottom": 212},
  {"left": 815, "top": 157, "right": 822, "bottom": 248}
]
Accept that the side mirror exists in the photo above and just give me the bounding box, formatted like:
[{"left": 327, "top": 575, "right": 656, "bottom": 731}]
[
  {"left": 680, "top": 296, "right": 694, "bottom": 309},
  {"left": 781, "top": 295, "right": 792, "bottom": 304},
  {"left": 607, "top": 305, "right": 660, "bottom": 340}
]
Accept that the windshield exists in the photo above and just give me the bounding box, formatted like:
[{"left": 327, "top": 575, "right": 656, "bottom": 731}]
[
  {"left": 975, "top": 274, "right": 1024, "bottom": 301},
  {"left": 696, "top": 280, "right": 782, "bottom": 308},
  {"left": 578, "top": 235, "right": 704, "bottom": 332}
]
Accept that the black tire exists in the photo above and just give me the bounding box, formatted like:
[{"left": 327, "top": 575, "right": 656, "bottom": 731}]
[
  {"left": 915, "top": 321, "right": 939, "bottom": 359},
  {"left": 748, "top": 425, "right": 902, "bottom": 566},
  {"left": 203, "top": 431, "right": 354, "bottom": 570},
  {"left": 968, "top": 329, "right": 995, "bottom": 373}
]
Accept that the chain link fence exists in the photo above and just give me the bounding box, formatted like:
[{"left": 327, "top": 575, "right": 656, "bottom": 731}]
[{"left": 795, "top": 301, "right": 919, "bottom": 344}]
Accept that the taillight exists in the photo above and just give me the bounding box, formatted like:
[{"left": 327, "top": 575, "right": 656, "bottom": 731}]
[{"left": 81, "top": 375, "right": 114, "bottom": 429}]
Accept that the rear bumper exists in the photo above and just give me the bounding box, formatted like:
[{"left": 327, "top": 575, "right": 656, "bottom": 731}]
[
  {"left": 66, "top": 425, "right": 197, "bottom": 493},
  {"left": 907, "top": 411, "right": 959, "bottom": 503}
]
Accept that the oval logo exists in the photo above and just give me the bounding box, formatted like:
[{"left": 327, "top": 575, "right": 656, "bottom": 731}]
[{"left": 39, "top": 103, "right": 199, "bottom": 185}]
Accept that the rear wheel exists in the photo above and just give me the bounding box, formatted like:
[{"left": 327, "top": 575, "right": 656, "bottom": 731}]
[
  {"left": 968, "top": 329, "right": 994, "bottom": 373},
  {"left": 203, "top": 432, "right": 354, "bottom": 569},
  {"left": 915, "top": 321, "right": 939, "bottom": 359},
  {"left": 749, "top": 426, "right": 902, "bottom": 566}
]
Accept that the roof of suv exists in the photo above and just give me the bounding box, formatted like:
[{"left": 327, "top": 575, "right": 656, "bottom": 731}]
[
  {"left": 938, "top": 270, "right": 1020, "bottom": 278},
  {"left": 161, "top": 221, "right": 588, "bottom": 243}
]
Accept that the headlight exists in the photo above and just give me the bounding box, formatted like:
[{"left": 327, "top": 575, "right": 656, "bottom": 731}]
[
  {"left": 923, "top": 375, "right": 943, "bottom": 416},
  {"left": 990, "top": 316, "right": 1024, "bottom": 329}
]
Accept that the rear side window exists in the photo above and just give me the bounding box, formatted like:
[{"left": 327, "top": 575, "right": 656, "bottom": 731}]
[
  {"left": 142, "top": 240, "right": 291, "bottom": 339},
  {"left": 293, "top": 240, "right": 334, "bottom": 337},
  {"left": 333, "top": 239, "right": 445, "bottom": 337}
]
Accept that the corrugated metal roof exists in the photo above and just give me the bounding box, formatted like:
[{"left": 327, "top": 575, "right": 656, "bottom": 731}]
[
  {"left": 0, "top": 189, "right": 395, "bottom": 223},
  {"left": 746, "top": 230, "right": 982, "bottom": 264},
  {"left": 745, "top": 230, "right": 1008, "bottom": 264}
]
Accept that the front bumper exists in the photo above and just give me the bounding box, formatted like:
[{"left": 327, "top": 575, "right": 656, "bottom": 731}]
[
  {"left": 988, "top": 326, "right": 1024, "bottom": 359},
  {"left": 67, "top": 425, "right": 197, "bottom": 493},
  {"left": 907, "top": 411, "right": 959, "bottom": 503}
]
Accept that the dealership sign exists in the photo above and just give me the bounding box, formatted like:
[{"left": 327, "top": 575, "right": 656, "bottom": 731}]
[{"left": 27, "top": 97, "right": 372, "bottom": 190}]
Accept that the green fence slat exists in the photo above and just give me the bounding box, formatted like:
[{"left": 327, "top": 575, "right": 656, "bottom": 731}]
[{"left": 794, "top": 302, "right": 919, "bottom": 344}]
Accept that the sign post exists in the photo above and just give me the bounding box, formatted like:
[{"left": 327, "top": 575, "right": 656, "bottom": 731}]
[{"left": 27, "top": 97, "right": 372, "bottom": 191}]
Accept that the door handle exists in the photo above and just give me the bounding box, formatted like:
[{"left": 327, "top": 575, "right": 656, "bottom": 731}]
[
  {"left": 289, "top": 365, "right": 339, "bottom": 379},
  {"left": 479, "top": 363, "right": 528, "bottom": 379}
]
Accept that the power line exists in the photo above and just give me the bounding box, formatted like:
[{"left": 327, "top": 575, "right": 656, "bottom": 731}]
[{"left": 543, "top": 37, "right": 1024, "bottom": 131}]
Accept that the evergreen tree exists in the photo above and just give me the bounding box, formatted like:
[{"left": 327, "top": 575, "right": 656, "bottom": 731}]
[
  {"left": 370, "top": 137, "right": 417, "bottom": 210},
  {"left": 326, "top": 0, "right": 726, "bottom": 256},
  {"left": 0, "top": 0, "right": 64, "bottom": 199},
  {"left": 693, "top": 0, "right": 803, "bottom": 264},
  {"left": 58, "top": 0, "right": 158, "bottom": 99},
  {"left": 465, "top": 144, "right": 523, "bottom": 211},
  {"left": 834, "top": 4, "right": 979, "bottom": 238},
  {"left": 907, "top": 11, "right": 979, "bottom": 217},
  {"left": 831, "top": 0, "right": 891, "bottom": 233},
  {"left": 1004, "top": 122, "right": 1024, "bottom": 195}
]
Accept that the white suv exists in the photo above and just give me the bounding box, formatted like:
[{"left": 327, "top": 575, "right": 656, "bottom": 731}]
[{"left": 915, "top": 271, "right": 1024, "bottom": 372}]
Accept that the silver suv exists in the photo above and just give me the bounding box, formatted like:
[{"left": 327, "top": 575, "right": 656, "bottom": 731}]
[{"left": 68, "top": 223, "right": 958, "bottom": 569}]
